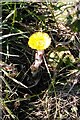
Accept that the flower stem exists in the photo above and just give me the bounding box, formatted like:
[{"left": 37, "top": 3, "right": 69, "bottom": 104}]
[{"left": 31, "top": 50, "right": 44, "bottom": 73}]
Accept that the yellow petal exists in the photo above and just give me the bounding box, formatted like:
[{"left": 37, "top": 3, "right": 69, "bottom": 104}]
[{"left": 28, "top": 32, "right": 51, "bottom": 50}]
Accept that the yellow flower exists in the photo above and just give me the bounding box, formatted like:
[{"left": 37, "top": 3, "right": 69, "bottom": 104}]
[{"left": 28, "top": 32, "right": 51, "bottom": 50}]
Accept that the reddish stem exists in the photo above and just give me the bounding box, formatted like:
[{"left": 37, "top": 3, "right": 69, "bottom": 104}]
[{"left": 31, "top": 50, "right": 44, "bottom": 73}]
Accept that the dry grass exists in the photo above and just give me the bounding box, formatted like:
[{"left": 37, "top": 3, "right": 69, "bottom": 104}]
[{"left": 1, "top": 1, "right": 80, "bottom": 120}]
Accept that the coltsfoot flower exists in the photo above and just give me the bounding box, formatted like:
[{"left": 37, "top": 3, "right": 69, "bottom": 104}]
[
  {"left": 28, "top": 32, "right": 51, "bottom": 50},
  {"left": 28, "top": 32, "right": 51, "bottom": 74}
]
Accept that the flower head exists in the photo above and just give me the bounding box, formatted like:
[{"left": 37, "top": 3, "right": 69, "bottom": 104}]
[{"left": 28, "top": 32, "right": 51, "bottom": 50}]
